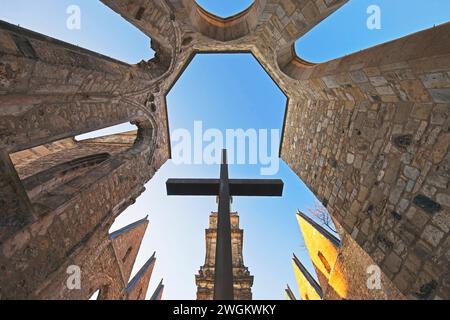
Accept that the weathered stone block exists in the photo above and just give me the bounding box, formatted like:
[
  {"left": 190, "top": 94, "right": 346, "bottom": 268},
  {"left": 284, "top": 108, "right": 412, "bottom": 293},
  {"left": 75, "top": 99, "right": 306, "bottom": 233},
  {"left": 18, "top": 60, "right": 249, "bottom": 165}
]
[
  {"left": 420, "top": 73, "right": 450, "bottom": 89},
  {"left": 421, "top": 225, "right": 445, "bottom": 247},
  {"left": 436, "top": 193, "right": 450, "bottom": 208},
  {"left": 404, "top": 165, "right": 420, "bottom": 180},
  {"left": 384, "top": 252, "right": 403, "bottom": 273},
  {"left": 431, "top": 133, "right": 450, "bottom": 163},
  {"left": 429, "top": 88, "right": 450, "bottom": 103},
  {"left": 411, "top": 103, "right": 432, "bottom": 120},
  {"left": 350, "top": 70, "right": 368, "bottom": 83},
  {"left": 413, "top": 195, "right": 442, "bottom": 214},
  {"left": 430, "top": 104, "right": 450, "bottom": 125}
]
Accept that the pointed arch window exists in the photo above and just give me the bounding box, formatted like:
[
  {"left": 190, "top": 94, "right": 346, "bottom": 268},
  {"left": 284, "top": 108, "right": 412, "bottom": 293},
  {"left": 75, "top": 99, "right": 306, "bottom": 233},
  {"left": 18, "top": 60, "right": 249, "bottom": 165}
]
[
  {"left": 136, "top": 288, "right": 143, "bottom": 300},
  {"left": 318, "top": 251, "right": 332, "bottom": 275},
  {"left": 9, "top": 122, "right": 138, "bottom": 216},
  {"left": 89, "top": 290, "right": 100, "bottom": 300},
  {"left": 122, "top": 246, "right": 133, "bottom": 263}
]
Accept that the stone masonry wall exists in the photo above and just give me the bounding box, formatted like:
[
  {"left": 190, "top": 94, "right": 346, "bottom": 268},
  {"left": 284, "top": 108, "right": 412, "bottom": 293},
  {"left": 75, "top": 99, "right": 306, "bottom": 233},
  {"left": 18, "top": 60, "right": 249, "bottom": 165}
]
[
  {"left": 282, "top": 24, "right": 450, "bottom": 299},
  {"left": 332, "top": 227, "right": 405, "bottom": 300},
  {"left": 0, "top": 20, "right": 169, "bottom": 298}
]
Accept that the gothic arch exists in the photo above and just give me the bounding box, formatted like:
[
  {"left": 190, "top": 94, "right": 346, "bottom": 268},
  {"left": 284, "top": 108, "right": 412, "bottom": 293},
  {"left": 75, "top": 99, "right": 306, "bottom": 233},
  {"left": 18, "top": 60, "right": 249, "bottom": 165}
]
[
  {"left": 86, "top": 273, "right": 117, "bottom": 300},
  {"left": 0, "top": 96, "right": 163, "bottom": 298},
  {"left": 276, "top": 44, "right": 316, "bottom": 80},
  {"left": 122, "top": 246, "right": 133, "bottom": 263},
  {"left": 1, "top": 97, "right": 159, "bottom": 225},
  {"left": 194, "top": 0, "right": 255, "bottom": 19},
  {"left": 187, "top": 0, "right": 265, "bottom": 42},
  {"left": 22, "top": 152, "right": 111, "bottom": 200}
]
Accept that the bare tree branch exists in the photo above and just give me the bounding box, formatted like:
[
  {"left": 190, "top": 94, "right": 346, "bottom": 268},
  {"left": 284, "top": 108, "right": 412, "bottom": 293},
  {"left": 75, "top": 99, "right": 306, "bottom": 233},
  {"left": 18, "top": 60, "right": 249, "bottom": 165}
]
[{"left": 308, "top": 201, "right": 337, "bottom": 233}]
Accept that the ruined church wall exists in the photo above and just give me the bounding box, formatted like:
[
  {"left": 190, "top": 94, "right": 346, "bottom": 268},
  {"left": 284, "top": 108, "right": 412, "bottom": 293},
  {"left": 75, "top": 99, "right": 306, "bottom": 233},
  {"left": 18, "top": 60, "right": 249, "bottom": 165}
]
[
  {"left": 281, "top": 24, "right": 450, "bottom": 299},
  {"left": 328, "top": 231, "right": 406, "bottom": 300},
  {"left": 110, "top": 220, "right": 149, "bottom": 284},
  {"left": 30, "top": 215, "right": 150, "bottom": 300},
  {"left": 34, "top": 222, "right": 125, "bottom": 300},
  {"left": 0, "top": 12, "right": 171, "bottom": 297}
]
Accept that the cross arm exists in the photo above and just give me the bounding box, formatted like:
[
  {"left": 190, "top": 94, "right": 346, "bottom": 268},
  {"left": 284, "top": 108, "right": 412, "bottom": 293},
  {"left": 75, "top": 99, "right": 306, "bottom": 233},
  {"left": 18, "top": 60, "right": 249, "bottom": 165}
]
[
  {"left": 229, "top": 179, "right": 283, "bottom": 196},
  {"left": 166, "top": 179, "right": 220, "bottom": 196}
]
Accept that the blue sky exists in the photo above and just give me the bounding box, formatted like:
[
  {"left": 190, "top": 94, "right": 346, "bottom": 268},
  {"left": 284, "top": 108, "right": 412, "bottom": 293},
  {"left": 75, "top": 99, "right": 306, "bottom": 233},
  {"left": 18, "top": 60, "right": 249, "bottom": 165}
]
[
  {"left": 0, "top": 0, "right": 154, "bottom": 63},
  {"left": 196, "top": 0, "right": 254, "bottom": 18},
  {"left": 296, "top": 0, "right": 450, "bottom": 63},
  {"left": 2, "top": 1, "right": 450, "bottom": 300}
]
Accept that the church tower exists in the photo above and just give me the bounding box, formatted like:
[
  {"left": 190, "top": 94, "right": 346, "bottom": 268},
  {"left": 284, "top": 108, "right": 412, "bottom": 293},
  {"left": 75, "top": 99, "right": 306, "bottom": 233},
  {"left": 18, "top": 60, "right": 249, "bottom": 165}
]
[{"left": 196, "top": 212, "right": 253, "bottom": 300}]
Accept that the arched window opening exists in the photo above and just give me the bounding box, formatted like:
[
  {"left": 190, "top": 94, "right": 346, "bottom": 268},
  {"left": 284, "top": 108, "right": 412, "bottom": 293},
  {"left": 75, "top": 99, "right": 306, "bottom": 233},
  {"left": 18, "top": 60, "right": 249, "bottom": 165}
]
[
  {"left": 98, "top": 285, "right": 110, "bottom": 300},
  {"left": 89, "top": 289, "right": 100, "bottom": 300},
  {"left": 195, "top": 0, "right": 254, "bottom": 19},
  {"left": 22, "top": 153, "right": 110, "bottom": 200},
  {"left": 75, "top": 123, "right": 137, "bottom": 142},
  {"left": 0, "top": 1, "right": 154, "bottom": 63},
  {"left": 9, "top": 122, "right": 138, "bottom": 216},
  {"left": 318, "top": 251, "right": 332, "bottom": 274},
  {"left": 295, "top": 0, "right": 450, "bottom": 63},
  {"left": 122, "top": 246, "right": 133, "bottom": 263},
  {"left": 136, "top": 288, "right": 143, "bottom": 300}
]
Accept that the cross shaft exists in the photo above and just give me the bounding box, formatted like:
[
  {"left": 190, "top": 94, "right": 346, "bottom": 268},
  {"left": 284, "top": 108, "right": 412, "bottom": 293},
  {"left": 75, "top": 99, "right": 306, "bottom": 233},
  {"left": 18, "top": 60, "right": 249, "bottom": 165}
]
[{"left": 166, "top": 149, "right": 283, "bottom": 300}]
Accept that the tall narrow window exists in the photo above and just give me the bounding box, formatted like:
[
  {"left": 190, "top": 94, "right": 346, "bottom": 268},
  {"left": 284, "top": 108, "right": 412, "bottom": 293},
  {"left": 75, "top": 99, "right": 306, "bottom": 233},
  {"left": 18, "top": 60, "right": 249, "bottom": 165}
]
[
  {"left": 98, "top": 285, "right": 110, "bottom": 300},
  {"left": 137, "top": 288, "right": 143, "bottom": 300},
  {"left": 122, "top": 247, "right": 133, "bottom": 263},
  {"left": 318, "top": 251, "right": 332, "bottom": 275},
  {"left": 75, "top": 123, "right": 137, "bottom": 141},
  {"left": 89, "top": 289, "right": 100, "bottom": 300},
  {"left": 9, "top": 123, "right": 138, "bottom": 216}
]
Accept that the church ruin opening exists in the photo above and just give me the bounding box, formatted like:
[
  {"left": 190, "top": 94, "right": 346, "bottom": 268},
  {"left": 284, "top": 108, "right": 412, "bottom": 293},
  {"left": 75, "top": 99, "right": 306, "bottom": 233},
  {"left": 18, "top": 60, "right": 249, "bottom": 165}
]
[
  {"left": 151, "top": 52, "right": 340, "bottom": 299},
  {"left": 166, "top": 53, "right": 286, "bottom": 167},
  {"left": 295, "top": 0, "right": 450, "bottom": 63},
  {"left": 195, "top": 0, "right": 255, "bottom": 19},
  {"left": 89, "top": 290, "right": 100, "bottom": 300},
  {"left": 75, "top": 123, "right": 138, "bottom": 141},
  {"left": 8, "top": 123, "right": 139, "bottom": 217},
  {"left": 0, "top": 1, "right": 155, "bottom": 64}
]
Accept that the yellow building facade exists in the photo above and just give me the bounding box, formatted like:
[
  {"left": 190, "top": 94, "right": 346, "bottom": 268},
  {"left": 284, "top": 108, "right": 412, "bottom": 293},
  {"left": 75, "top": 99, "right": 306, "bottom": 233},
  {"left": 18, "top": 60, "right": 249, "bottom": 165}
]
[
  {"left": 292, "top": 254, "right": 323, "bottom": 300},
  {"left": 294, "top": 211, "right": 405, "bottom": 300}
]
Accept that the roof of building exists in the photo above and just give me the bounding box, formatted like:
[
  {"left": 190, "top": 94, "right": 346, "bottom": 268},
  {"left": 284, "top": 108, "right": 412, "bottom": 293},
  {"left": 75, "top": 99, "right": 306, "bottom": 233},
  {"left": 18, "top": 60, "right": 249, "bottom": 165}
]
[
  {"left": 150, "top": 279, "right": 165, "bottom": 300},
  {"left": 296, "top": 210, "right": 341, "bottom": 248},
  {"left": 109, "top": 215, "right": 149, "bottom": 239},
  {"left": 125, "top": 252, "right": 156, "bottom": 293},
  {"left": 292, "top": 253, "right": 323, "bottom": 299}
]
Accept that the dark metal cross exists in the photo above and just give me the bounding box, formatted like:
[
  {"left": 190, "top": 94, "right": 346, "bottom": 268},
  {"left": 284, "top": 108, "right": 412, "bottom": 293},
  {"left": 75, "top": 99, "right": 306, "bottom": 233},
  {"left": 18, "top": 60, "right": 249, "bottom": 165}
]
[{"left": 166, "top": 149, "right": 283, "bottom": 300}]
